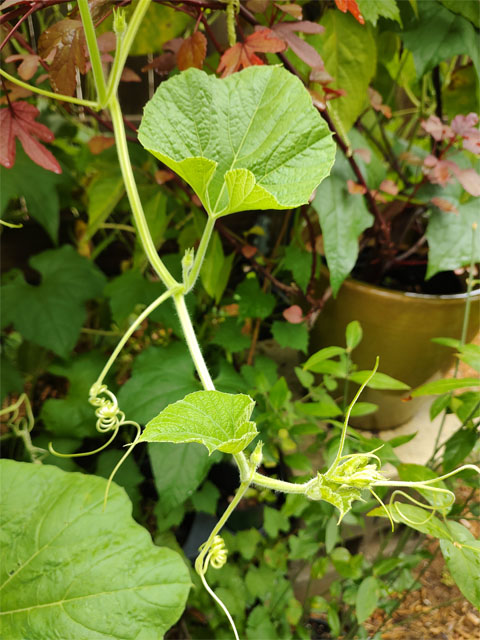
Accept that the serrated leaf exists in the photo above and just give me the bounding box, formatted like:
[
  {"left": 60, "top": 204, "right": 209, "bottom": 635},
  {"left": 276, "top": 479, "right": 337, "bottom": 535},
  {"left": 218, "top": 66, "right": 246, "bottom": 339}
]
[
  {"left": 140, "top": 390, "right": 258, "bottom": 454},
  {"left": 399, "top": 1, "right": 479, "bottom": 78},
  {"left": 1, "top": 246, "right": 106, "bottom": 357},
  {"left": 271, "top": 320, "right": 309, "bottom": 353},
  {"left": 211, "top": 318, "right": 251, "bottom": 353},
  {"left": 0, "top": 460, "right": 190, "bottom": 639},
  {"left": 358, "top": 0, "right": 400, "bottom": 26},
  {"left": 263, "top": 505, "right": 290, "bottom": 538},
  {"left": 236, "top": 277, "right": 275, "bottom": 320},
  {"left": 0, "top": 146, "right": 62, "bottom": 242},
  {"left": 104, "top": 270, "right": 164, "bottom": 326},
  {"left": 138, "top": 66, "right": 335, "bottom": 217},
  {"left": 311, "top": 174, "right": 373, "bottom": 295},
  {"left": 349, "top": 370, "right": 410, "bottom": 391},
  {"left": 177, "top": 31, "right": 207, "bottom": 71},
  {"left": 426, "top": 201, "right": 480, "bottom": 279},
  {"left": 118, "top": 342, "right": 200, "bottom": 424}
]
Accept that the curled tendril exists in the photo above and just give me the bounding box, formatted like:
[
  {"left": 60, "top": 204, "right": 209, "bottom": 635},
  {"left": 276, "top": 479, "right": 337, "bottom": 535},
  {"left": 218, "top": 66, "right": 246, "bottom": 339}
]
[
  {"left": 49, "top": 383, "right": 141, "bottom": 509},
  {"left": 196, "top": 536, "right": 238, "bottom": 640}
]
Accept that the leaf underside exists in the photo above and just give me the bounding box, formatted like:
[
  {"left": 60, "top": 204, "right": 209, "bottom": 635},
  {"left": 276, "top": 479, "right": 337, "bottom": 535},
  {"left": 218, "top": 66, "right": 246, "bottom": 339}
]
[{"left": 138, "top": 66, "right": 336, "bottom": 217}]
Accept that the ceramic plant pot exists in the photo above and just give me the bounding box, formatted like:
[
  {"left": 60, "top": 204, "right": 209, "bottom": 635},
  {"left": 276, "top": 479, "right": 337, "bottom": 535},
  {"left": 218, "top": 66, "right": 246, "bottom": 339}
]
[{"left": 311, "top": 273, "right": 480, "bottom": 430}]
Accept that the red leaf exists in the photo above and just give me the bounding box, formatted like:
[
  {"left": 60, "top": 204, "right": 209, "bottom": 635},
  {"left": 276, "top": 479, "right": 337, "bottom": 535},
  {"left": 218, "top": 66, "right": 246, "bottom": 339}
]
[
  {"left": 368, "top": 87, "right": 391, "bottom": 118},
  {"left": 274, "top": 3, "right": 303, "bottom": 20},
  {"left": 241, "top": 245, "right": 258, "bottom": 259},
  {"left": 88, "top": 135, "right": 115, "bottom": 155},
  {"left": 38, "top": 18, "right": 87, "bottom": 96},
  {"left": 273, "top": 22, "right": 326, "bottom": 73},
  {"left": 347, "top": 179, "right": 367, "bottom": 195},
  {"left": 177, "top": 32, "right": 207, "bottom": 71},
  {"left": 283, "top": 305, "right": 304, "bottom": 324},
  {"left": 421, "top": 115, "right": 454, "bottom": 142},
  {"left": 431, "top": 197, "right": 459, "bottom": 214},
  {"left": 0, "top": 102, "right": 61, "bottom": 173},
  {"left": 334, "top": 0, "right": 365, "bottom": 25},
  {"left": 5, "top": 54, "right": 41, "bottom": 81},
  {"left": 217, "top": 28, "right": 287, "bottom": 77},
  {"left": 379, "top": 179, "right": 398, "bottom": 195}
]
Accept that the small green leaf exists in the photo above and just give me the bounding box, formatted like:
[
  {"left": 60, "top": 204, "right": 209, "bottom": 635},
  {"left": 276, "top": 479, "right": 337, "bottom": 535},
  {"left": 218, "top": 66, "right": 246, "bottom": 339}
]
[
  {"left": 191, "top": 480, "right": 220, "bottom": 515},
  {"left": 263, "top": 506, "right": 290, "bottom": 538},
  {"left": 456, "top": 344, "right": 480, "bottom": 373},
  {"left": 356, "top": 576, "right": 380, "bottom": 623},
  {"left": 200, "top": 231, "right": 234, "bottom": 303},
  {"left": 0, "top": 460, "right": 190, "bottom": 639},
  {"left": 139, "top": 390, "right": 258, "bottom": 454},
  {"left": 426, "top": 201, "right": 480, "bottom": 279},
  {"left": 346, "top": 320, "right": 363, "bottom": 351},
  {"left": 138, "top": 66, "right": 335, "bottom": 217},
  {"left": 212, "top": 318, "right": 251, "bottom": 353},
  {"left": 104, "top": 270, "right": 164, "bottom": 326},
  {"left": 236, "top": 277, "right": 276, "bottom": 320},
  {"left": 358, "top": 0, "right": 401, "bottom": 25},
  {"left": 412, "top": 377, "right": 480, "bottom": 397},
  {"left": 282, "top": 246, "right": 312, "bottom": 293},
  {"left": 443, "top": 429, "right": 477, "bottom": 473},
  {"left": 430, "top": 393, "right": 451, "bottom": 420},
  {"left": 349, "top": 370, "right": 410, "bottom": 391},
  {"left": 439, "top": 521, "right": 480, "bottom": 609},
  {"left": 303, "top": 346, "right": 346, "bottom": 370},
  {"left": 271, "top": 321, "right": 309, "bottom": 353}
]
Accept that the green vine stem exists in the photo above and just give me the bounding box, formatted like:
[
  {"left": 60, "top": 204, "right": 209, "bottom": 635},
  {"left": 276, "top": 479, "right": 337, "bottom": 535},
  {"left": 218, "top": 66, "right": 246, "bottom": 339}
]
[
  {"left": 78, "top": 0, "right": 107, "bottom": 105},
  {"left": 0, "top": 68, "right": 99, "bottom": 108}
]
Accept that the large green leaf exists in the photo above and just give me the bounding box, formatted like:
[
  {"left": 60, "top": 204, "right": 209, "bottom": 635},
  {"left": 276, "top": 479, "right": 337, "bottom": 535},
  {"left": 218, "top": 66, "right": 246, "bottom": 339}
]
[
  {"left": 356, "top": 576, "right": 380, "bottom": 624},
  {"left": 0, "top": 146, "right": 62, "bottom": 243},
  {"left": 138, "top": 66, "right": 335, "bottom": 217},
  {"left": 140, "top": 390, "right": 258, "bottom": 454},
  {"left": 311, "top": 174, "right": 373, "bottom": 295},
  {"left": 1, "top": 246, "right": 106, "bottom": 358},
  {"left": 426, "top": 201, "right": 480, "bottom": 279},
  {"left": 399, "top": 1, "right": 479, "bottom": 77},
  {"left": 312, "top": 10, "right": 377, "bottom": 132},
  {"left": 118, "top": 342, "right": 200, "bottom": 424},
  {"left": 0, "top": 460, "right": 190, "bottom": 639}
]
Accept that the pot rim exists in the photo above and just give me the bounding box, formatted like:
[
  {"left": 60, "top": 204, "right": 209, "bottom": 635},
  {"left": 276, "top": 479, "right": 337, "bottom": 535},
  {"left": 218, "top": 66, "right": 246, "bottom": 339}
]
[{"left": 320, "top": 267, "right": 480, "bottom": 302}]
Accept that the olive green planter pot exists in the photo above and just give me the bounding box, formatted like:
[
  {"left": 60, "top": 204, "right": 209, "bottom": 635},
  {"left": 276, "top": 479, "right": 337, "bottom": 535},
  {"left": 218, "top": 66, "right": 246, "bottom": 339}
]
[{"left": 312, "top": 273, "right": 480, "bottom": 430}]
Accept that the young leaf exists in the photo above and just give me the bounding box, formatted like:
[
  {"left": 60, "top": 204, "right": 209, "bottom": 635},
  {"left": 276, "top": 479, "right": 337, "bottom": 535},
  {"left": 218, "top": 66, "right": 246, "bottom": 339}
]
[
  {"left": 303, "top": 346, "right": 346, "bottom": 370},
  {"left": 0, "top": 460, "right": 190, "bottom": 639},
  {"left": 236, "top": 277, "right": 275, "bottom": 320},
  {"left": 282, "top": 245, "right": 313, "bottom": 293},
  {"left": 345, "top": 320, "right": 362, "bottom": 351},
  {"left": 0, "top": 102, "right": 61, "bottom": 173},
  {"left": 138, "top": 66, "right": 336, "bottom": 218},
  {"left": 139, "top": 390, "right": 258, "bottom": 455},
  {"left": 212, "top": 318, "right": 251, "bottom": 353},
  {"left": 358, "top": 0, "right": 400, "bottom": 26},
  {"left": 356, "top": 576, "right": 380, "bottom": 623},
  {"left": 334, "top": 0, "right": 365, "bottom": 24},
  {"left": 217, "top": 28, "right": 287, "bottom": 77}
]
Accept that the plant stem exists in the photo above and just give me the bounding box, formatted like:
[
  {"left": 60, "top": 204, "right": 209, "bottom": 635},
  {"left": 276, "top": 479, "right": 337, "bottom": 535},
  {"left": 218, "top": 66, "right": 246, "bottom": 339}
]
[
  {"left": 77, "top": 0, "right": 107, "bottom": 105},
  {"left": 251, "top": 471, "right": 314, "bottom": 494},
  {"left": 108, "top": 97, "right": 178, "bottom": 289},
  {"left": 0, "top": 69, "right": 99, "bottom": 108},
  {"left": 95, "top": 289, "right": 178, "bottom": 387},
  {"left": 104, "top": 0, "right": 152, "bottom": 105},
  {"left": 185, "top": 215, "right": 216, "bottom": 292},
  {"left": 174, "top": 293, "right": 215, "bottom": 390}
]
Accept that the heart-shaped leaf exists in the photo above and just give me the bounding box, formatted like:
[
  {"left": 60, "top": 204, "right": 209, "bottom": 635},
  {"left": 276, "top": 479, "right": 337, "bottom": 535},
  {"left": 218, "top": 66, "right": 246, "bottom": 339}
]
[
  {"left": 139, "top": 390, "right": 258, "bottom": 454},
  {"left": 138, "top": 66, "right": 335, "bottom": 217},
  {"left": 0, "top": 460, "right": 190, "bottom": 639}
]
